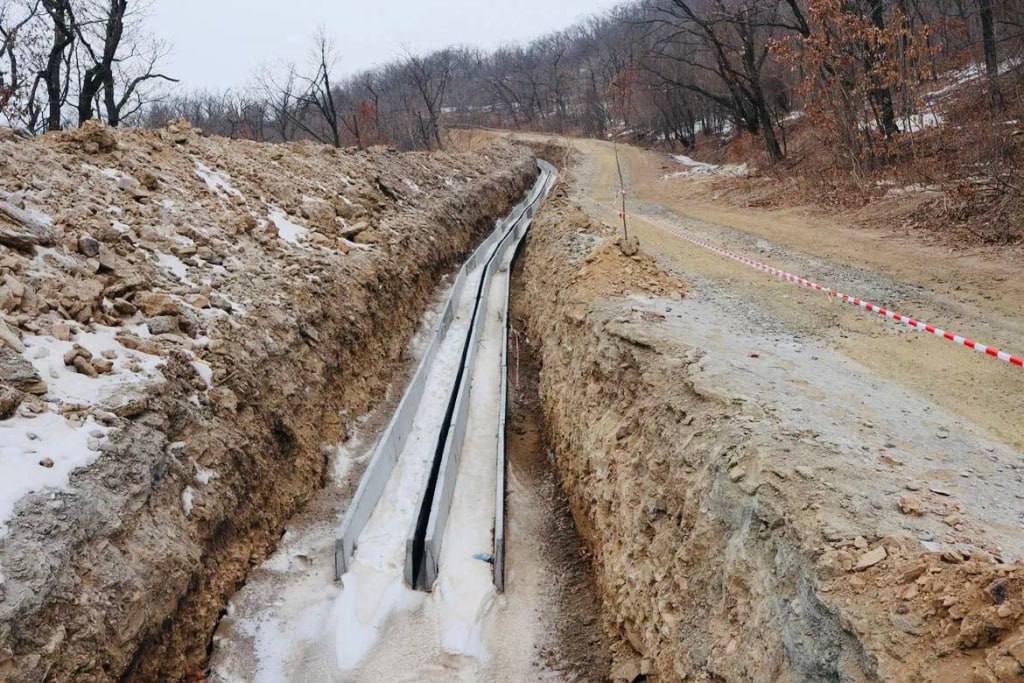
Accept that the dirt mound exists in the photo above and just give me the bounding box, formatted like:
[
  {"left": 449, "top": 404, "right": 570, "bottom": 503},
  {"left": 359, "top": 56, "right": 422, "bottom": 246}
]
[
  {"left": 0, "top": 121, "right": 536, "bottom": 680},
  {"left": 521, "top": 186, "right": 684, "bottom": 302}
]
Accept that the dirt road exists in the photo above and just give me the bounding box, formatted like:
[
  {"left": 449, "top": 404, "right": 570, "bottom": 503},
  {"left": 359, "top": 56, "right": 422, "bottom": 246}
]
[{"left": 510, "top": 134, "right": 1024, "bottom": 453}]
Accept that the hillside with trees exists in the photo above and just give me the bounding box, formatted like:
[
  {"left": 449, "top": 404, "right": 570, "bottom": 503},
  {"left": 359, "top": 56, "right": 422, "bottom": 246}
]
[{"left": 4, "top": 0, "right": 1024, "bottom": 241}]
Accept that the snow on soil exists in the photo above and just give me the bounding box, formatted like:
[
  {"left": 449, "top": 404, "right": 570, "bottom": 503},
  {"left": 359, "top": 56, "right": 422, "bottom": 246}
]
[
  {"left": 268, "top": 209, "right": 309, "bottom": 246},
  {"left": 22, "top": 327, "right": 164, "bottom": 405},
  {"left": 0, "top": 327, "right": 164, "bottom": 532},
  {"left": 0, "top": 413, "right": 109, "bottom": 535},
  {"left": 664, "top": 154, "right": 749, "bottom": 179},
  {"left": 155, "top": 252, "right": 192, "bottom": 284},
  {"left": 927, "top": 59, "right": 1023, "bottom": 101},
  {"left": 195, "top": 463, "right": 220, "bottom": 486},
  {"left": 195, "top": 162, "right": 243, "bottom": 198},
  {"left": 181, "top": 486, "right": 196, "bottom": 517},
  {"left": 192, "top": 360, "right": 213, "bottom": 387},
  {"left": 897, "top": 112, "right": 943, "bottom": 133}
]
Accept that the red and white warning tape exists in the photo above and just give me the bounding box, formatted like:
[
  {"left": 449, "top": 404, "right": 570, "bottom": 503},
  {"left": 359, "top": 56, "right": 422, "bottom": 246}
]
[{"left": 655, "top": 223, "right": 1024, "bottom": 369}]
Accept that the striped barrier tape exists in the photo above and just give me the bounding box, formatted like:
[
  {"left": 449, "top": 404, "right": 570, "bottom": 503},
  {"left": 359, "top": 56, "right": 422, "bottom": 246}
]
[{"left": 654, "top": 222, "right": 1024, "bottom": 368}]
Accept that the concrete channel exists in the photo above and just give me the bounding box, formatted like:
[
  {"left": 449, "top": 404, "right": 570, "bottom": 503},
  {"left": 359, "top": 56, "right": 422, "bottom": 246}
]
[{"left": 335, "top": 160, "right": 557, "bottom": 593}]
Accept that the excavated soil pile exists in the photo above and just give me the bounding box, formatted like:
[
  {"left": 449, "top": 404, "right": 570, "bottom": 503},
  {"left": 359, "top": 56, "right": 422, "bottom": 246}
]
[
  {"left": 519, "top": 187, "right": 1024, "bottom": 682},
  {"left": 0, "top": 120, "right": 535, "bottom": 681}
]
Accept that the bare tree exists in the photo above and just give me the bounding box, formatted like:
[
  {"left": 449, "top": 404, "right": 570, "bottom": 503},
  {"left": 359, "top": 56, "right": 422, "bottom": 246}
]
[
  {"left": 645, "top": 0, "right": 799, "bottom": 161},
  {"left": 40, "top": 0, "right": 74, "bottom": 130},
  {"left": 289, "top": 30, "right": 342, "bottom": 147},
  {"left": 259, "top": 63, "right": 298, "bottom": 142},
  {"left": 73, "top": 0, "right": 177, "bottom": 126},
  {"left": 404, "top": 48, "right": 454, "bottom": 149}
]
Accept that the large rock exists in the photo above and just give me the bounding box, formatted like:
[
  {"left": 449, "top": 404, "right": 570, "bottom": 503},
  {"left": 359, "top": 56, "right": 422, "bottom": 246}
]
[
  {"left": 146, "top": 315, "right": 180, "bottom": 335},
  {"left": 78, "top": 234, "right": 101, "bottom": 258},
  {"left": 0, "top": 382, "right": 21, "bottom": 418},
  {"left": 0, "top": 196, "right": 58, "bottom": 251},
  {"left": 0, "top": 319, "right": 24, "bottom": 352},
  {"left": 135, "top": 292, "right": 182, "bottom": 317},
  {"left": 67, "top": 119, "right": 118, "bottom": 154},
  {"left": 0, "top": 347, "right": 46, "bottom": 394}
]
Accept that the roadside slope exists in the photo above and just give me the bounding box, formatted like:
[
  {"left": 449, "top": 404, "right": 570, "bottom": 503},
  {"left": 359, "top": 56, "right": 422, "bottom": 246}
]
[{"left": 0, "top": 122, "right": 535, "bottom": 681}]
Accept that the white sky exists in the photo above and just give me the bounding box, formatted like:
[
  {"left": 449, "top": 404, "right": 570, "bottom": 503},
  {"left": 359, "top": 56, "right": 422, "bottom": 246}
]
[{"left": 149, "top": 1, "right": 623, "bottom": 91}]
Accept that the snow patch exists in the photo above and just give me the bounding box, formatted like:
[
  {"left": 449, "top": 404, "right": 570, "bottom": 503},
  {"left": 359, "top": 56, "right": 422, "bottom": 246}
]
[
  {"left": 269, "top": 209, "right": 309, "bottom": 245},
  {"left": 195, "top": 463, "right": 219, "bottom": 486},
  {"left": 664, "top": 155, "right": 749, "bottom": 178},
  {"left": 0, "top": 413, "right": 109, "bottom": 534},
  {"left": 901, "top": 112, "right": 943, "bottom": 133},
  {"left": 196, "top": 162, "right": 242, "bottom": 198},
  {"left": 192, "top": 359, "right": 213, "bottom": 387},
  {"left": 883, "top": 183, "right": 943, "bottom": 198},
  {"left": 155, "top": 252, "right": 191, "bottom": 283},
  {"left": 182, "top": 486, "right": 196, "bottom": 516},
  {"left": 22, "top": 327, "right": 164, "bottom": 406}
]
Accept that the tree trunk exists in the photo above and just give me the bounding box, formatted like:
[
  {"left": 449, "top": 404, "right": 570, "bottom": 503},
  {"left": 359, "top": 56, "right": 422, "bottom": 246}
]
[
  {"left": 103, "top": 73, "right": 120, "bottom": 126},
  {"left": 867, "top": 0, "right": 899, "bottom": 138},
  {"left": 755, "top": 98, "right": 784, "bottom": 162},
  {"left": 42, "top": 0, "right": 73, "bottom": 131},
  {"left": 978, "top": 0, "right": 1003, "bottom": 108},
  {"left": 78, "top": 0, "right": 128, "bottom": 126}
]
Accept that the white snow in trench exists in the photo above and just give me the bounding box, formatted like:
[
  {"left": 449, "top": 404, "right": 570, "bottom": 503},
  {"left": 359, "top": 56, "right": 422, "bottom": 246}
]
[
  {"left": 330, "top": 263, "right": 482, "bottom": 672},
  {"left": 433, "top": 253, "right": 512, "bottom": 662},
  {"left": 211, "top": 257, "right": 495, "bottom": 682}
]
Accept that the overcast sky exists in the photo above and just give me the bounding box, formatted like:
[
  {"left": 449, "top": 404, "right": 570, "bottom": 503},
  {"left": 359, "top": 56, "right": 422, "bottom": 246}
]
[{"left": 149, "top": 1, "right": 622, "bottom": 91}]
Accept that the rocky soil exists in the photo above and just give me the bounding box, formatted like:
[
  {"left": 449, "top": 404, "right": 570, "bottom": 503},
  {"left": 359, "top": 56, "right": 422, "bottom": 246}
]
[
  {"left": 518, "top": 186, "right": 1024, "bottom": 682},
  {"left": 0, "top": 120, "right": 535, "bottom": 681}
]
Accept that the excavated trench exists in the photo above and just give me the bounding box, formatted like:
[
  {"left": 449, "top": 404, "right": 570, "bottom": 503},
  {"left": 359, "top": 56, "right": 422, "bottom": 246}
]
[
  {"left": 505, "top": 264, "right": 612, "bottom": 680},
  {"left": 205, "top": 166, "right": 607, "bottom": 681},
  {"left": 0, "top": 137, "right": 541, "bottom": 683},
  {"left": 15, "top": 136, "right": 1019, "bottom": 680}
]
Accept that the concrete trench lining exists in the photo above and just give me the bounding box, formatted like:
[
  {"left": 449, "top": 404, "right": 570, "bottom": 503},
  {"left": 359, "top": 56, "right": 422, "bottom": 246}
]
[
  {"left": 495, "top": 161, "right": 557, "bottom": 592},
  {"left": 335, "top": 161, "right": 556, "bottom": 588},
  {"left": 409, "top": 160, "right": 556, "bottom": 591}
]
